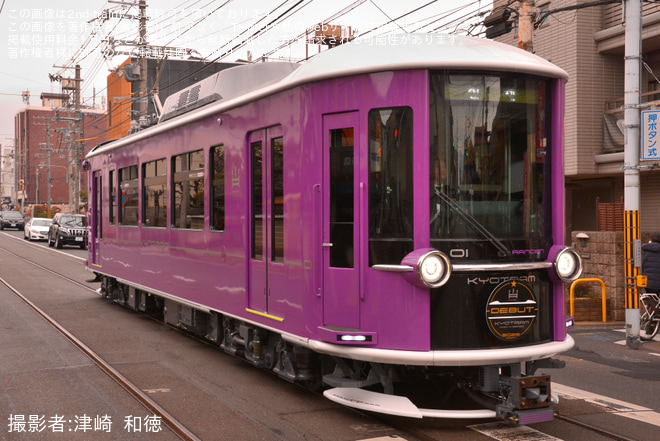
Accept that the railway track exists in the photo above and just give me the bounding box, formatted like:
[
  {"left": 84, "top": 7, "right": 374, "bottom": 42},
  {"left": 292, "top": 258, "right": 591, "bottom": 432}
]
[
  {"left": 0, "top": 235, "right": 653, "bottom": 441},
  {"left": 0, "top": 245, "right": 201, "bottom": 441}
]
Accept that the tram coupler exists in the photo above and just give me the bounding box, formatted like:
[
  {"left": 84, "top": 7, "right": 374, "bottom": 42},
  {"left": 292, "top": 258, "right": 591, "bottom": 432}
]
[
  {"left": 496, "top": 374, "right": 554, "bottom": 424},
  {"left": 496, "top": 407, "right": 556, "bottom": 425}
]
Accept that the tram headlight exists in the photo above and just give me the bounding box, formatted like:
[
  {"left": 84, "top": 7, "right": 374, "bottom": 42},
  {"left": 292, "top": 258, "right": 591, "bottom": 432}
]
[
  {"left": 554, "top": 247, "right": 583, "bottom": 282},
  {"left": 416, "top": 250, "right": 451, "bottom": 288}
]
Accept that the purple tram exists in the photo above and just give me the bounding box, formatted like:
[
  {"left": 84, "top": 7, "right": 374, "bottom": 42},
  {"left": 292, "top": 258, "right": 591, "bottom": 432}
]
[{"left": 84, "top": 34, "right": 582, "bottom": 424}]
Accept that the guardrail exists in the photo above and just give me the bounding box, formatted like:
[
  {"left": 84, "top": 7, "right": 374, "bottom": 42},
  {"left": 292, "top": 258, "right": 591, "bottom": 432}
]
[{"left": 569, "top": 278, "right": 607, "bottom": 322}]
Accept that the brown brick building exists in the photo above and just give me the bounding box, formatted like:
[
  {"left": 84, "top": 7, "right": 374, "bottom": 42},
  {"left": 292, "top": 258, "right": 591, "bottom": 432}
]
[{"left": 13, "top": 103, "right": 107, "bottom": 214}]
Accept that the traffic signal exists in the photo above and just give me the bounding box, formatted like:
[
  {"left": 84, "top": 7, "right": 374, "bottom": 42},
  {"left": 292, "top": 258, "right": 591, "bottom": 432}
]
[{"left": 484, "top": 9, "right": 512, "bottom": 39}]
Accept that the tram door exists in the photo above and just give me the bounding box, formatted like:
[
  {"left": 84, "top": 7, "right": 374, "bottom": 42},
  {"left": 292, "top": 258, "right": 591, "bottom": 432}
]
[
  {"left": 248, "top": 126, "right": 284, "bottom": 314},
  {"left": 90, "top": 171, "right": 102, "bottom": 267},
  {"left": 323, "top": 112, "right": 360, "bottom": 329}
]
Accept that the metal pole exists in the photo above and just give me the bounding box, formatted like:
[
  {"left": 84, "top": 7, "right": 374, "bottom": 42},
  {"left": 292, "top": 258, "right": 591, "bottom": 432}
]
[
  {"left": 518, "top": 0, "right": 535, "bottom": 52},
  {"left": 73, "top": 64, "right": 82, "bottom": 213},
  {"left": 624, "top": 0, "right": 642, "bottom": 349},
  {"left": 138, "top": 0, "right": 148, "bottom": 124}
]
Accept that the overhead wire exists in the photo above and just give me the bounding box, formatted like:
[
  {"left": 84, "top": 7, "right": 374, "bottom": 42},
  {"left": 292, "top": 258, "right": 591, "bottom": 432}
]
[
  {"left": 65, "top": 0, "right": 495, "bottom": 113},
  {"left": 147, "top": 0, "right": 208, "bottom": 40},
  {"left": 258, "top": 0, "right": 367, "bottom": 61},
  {"left": 204, "top": 0, "right": 300, "bottom": 60},
  {"left": 359, "top": 0, "right": 438, "bottom": 37},
  {"left": 162, "top": 0, "right": 235, "bottom": 48},
  {"left": 367, "top": 0, "right": 408, "bottom": 33},
  {"left": 412, "top": 0, "right": 489, "bottom": 35}
]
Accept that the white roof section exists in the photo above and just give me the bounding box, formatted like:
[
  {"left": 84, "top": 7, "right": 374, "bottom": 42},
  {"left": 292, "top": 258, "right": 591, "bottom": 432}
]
[
  {"left": 160, "top": 62, "right": 300, "bottom": 122},
  {"left": 88, "top": 34, "right": 566, "bottom": 158},
  {"left": 285, "top": 34, "right": 568, "bottom": 86}
]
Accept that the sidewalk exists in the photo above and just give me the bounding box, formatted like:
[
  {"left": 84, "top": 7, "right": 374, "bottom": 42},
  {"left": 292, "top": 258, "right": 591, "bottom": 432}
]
[{"left": 572, "top": 320, "right": 625, "bottom": 329}]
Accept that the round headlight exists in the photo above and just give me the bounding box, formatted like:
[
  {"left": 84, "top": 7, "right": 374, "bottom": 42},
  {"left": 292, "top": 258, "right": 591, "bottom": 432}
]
[
  {"left": 555, "top": 248, "right": 583, "bottom": 282},
  {"left": 416, "top": 251, "right": 451, "bottom": 288}
]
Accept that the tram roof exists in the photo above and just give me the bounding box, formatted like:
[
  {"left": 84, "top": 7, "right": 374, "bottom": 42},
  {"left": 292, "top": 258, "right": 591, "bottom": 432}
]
[
  {"left": 288, "top": 33, "right": 568, "bottom": 85},
  {"left": 88, "top": 34, "right": 567, "bottom": 158}
]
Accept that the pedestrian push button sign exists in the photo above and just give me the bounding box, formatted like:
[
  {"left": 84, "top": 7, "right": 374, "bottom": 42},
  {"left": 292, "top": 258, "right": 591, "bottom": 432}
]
[{"left": 642, "top": 110, "right": 660, "bottom": 160}]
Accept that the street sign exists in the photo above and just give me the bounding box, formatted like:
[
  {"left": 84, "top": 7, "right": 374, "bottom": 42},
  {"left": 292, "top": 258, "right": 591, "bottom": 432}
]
[{"left": 641, "top": 110, "right": 660, "bottom": 160}]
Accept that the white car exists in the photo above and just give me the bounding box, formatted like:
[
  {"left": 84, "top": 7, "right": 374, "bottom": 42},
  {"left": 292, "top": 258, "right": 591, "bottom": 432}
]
[{"left": 24, "top": 217, "right": 53, "bottom": 241}]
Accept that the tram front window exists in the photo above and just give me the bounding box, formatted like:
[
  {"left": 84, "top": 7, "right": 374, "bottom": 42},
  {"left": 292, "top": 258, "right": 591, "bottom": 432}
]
[
  {"left": 429, "top": 72, "right": 552, "bottom": 259},
  {"left": 368, "top": 107, "right": 414, "bottom": 266}
]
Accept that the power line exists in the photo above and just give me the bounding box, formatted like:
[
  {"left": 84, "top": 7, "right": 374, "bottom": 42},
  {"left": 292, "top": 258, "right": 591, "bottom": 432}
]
[
  {"left": 368, "top": 0, "right": 408, "bottom": 33},
  {"left": 360, "top": 0, "right": 438, "bottom": 37},
  {"left": 205, "top": 0, "right": 298, "bottom": 60},
  {"left": 259, "top": 0, "right": 366, "bottom": 61},
  {"left": 162, "top": 0, "right": 235, "bottom": 47}
]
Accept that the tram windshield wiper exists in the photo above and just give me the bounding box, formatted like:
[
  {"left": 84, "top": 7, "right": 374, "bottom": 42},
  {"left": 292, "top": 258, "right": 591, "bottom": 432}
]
[{"left": 432, "top": 186, "right": 510, "bottom": 257}]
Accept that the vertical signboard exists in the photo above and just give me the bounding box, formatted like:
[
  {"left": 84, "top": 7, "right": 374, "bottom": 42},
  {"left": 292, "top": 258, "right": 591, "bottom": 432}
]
[{"left": 641, "top": 110, "right": 660, "bottom": 160}]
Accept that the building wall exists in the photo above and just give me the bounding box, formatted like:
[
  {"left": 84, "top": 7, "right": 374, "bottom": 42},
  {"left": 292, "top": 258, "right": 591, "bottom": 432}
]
[
  {"left": 492, "top": 1, "right": 644, "bottom": 235},
  {"left": 570, "top": 231, "right": 625, "bottom": 321},
  {"left": 106, "top": 58, "right": 240, "bottom": 139},
  {"left": 13, "top": 107, "right": 108, "bottom": 211},
  {"left": 488, "top": 1, "right": 660, "bottom": 320},
  {"left": 107, "top": 58, "right": 133, "bottom": 140}
]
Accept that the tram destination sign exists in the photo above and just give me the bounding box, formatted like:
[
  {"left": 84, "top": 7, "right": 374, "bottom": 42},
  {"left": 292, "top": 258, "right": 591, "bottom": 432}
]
[{"left": 642, "top": 110, "right": 660, "bottom": 160}]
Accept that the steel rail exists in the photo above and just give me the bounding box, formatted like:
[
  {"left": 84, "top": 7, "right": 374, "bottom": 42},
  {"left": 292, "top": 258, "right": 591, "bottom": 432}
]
[
  {"left": 0, "top": 247, "right": 201, "bottom": 441},
  {"left": 0, "top": 241, "right": 645, "bottom": 441}
]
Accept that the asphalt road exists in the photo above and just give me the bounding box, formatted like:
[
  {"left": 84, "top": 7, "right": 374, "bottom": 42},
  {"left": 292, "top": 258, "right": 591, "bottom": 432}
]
[{"left": 2, "top": 228, "right": 660, "bottom": 441}]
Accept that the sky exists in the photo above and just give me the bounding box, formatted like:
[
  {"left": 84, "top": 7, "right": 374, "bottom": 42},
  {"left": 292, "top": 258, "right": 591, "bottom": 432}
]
[{"left": 0, "top": 0, "right": 493, "bottom": 142}]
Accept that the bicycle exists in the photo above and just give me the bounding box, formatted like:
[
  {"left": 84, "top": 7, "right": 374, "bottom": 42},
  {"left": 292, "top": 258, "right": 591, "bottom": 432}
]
[{"left": 640, "top": 290, "right": 660, "bottom": 341}]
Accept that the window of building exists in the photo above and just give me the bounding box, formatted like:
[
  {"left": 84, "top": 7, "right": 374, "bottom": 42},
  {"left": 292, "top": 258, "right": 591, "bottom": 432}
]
[
  {"left": 142, "top": 158, "right": 167, "bottom": 228},
  {"left": 172, "top": 150, "right": 204, "bottom": 229},
  {"left": 119, "top": 165, "right": 138, "bottom": 226}
]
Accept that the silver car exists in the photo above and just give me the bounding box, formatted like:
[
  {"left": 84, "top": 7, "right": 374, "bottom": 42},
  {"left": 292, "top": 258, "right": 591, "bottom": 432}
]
[{"left": 24, "top": 217, "right": 53, "bottom": 241}]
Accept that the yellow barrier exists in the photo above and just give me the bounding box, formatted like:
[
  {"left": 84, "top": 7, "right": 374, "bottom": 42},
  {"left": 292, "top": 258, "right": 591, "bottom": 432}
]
[{"left": 569, "top": 278, "right": 607, "bottom": 322}]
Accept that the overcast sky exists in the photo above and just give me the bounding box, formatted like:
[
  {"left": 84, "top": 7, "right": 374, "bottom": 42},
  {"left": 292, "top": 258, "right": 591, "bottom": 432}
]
[{"left": 0, "top": 0, "right": 493, "bottom": 142}]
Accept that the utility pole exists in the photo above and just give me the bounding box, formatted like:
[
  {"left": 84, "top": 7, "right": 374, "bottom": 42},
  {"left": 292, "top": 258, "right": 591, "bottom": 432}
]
[
  {"left": 138, "top": 0, "right": 148, "bottom": 124},
  {"left": 51, "top": 64, "right": 84, "bottom": 213},
  {"left": 517, "top": 0, "right": 535, "bottom": 52},
  {"left": 73, "top": 64, "right": 82, "bottom": 213},
  {"left": 623, "top": 0, "right": 643, "bottom": 349},
  {"left": 35, "top": 116, "right": 55, "bottom": 216}
]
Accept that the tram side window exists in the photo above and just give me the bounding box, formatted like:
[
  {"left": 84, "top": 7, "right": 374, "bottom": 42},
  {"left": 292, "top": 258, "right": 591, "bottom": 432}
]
[
  {"left": 119, "top": 165, "right": 139, "bottom": 226},
  {"left": 172, "top": 149, "right": 204, "bottom": 230},
  {"left": 210, "top": 145, "right": 225, "bottom": 232},
  {"left": 271, "top": 137, "right": 284, "bottom": 263},
  {"left": 142, "top": 158, "right": 167, "bottom": 228},
  {"left": 109, "top": 170, "right": 116, "bottom": 225},
  {"left": 329, "top": 128, "right": 354, "bottom": 268},
  {"left": 368, "top": 107, "right": 414, "bottom": 266}
]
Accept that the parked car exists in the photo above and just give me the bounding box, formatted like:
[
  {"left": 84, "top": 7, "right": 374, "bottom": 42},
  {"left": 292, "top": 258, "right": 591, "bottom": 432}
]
[
  {"left": 48, "top": 213, "right": 88, "bottom": 249},
  {"left": 0, "top": 211, "right": 25, "bottom": 230},
  {"left": 24, "top": 217, "right": 53, "bottom": 241}
]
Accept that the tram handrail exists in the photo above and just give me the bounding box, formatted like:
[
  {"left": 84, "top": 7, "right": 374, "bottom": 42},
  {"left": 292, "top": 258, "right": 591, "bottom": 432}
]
[{"left": 569, "top": 278, "right": 607, "bottom": 322}]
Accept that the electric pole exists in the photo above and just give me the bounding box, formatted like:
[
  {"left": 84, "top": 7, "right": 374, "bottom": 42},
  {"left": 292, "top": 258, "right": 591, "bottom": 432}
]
[
  {"left": 51, "top": 64, "right": 84, "bottom": 213},
  {"left": 73, "top": 64, "right": 82, "bottom": 213},
  {"left": 138, "top": 0, "right": 148, "bottom": 124},
  {"left": 623, "top": 0, "right": 642, "bottom": 349},
  {"left": 518, "top": 0, "right": 535, "bottom": 52}
]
